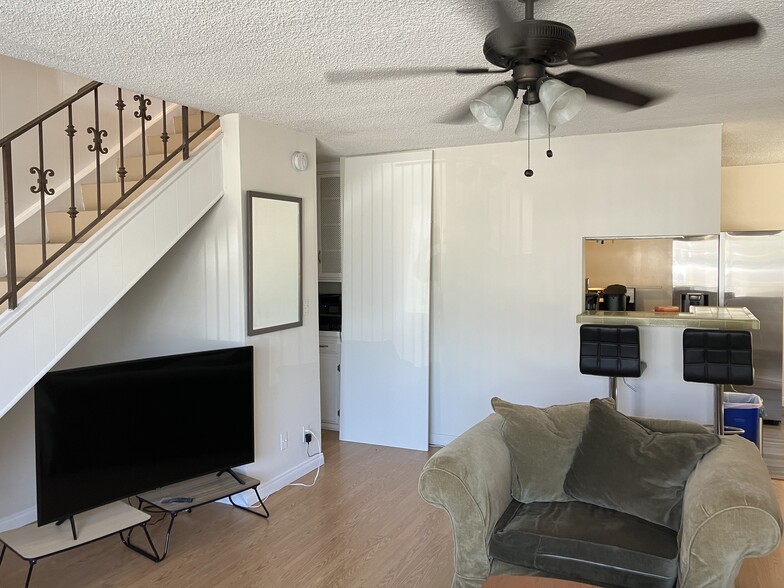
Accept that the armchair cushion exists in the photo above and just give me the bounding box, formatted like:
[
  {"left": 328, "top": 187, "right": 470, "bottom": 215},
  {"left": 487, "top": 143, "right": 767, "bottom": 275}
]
[
  {"left": 563, "top": 398, "right": 720, "bottom": 530},
  {"left": 489, "top": 500, "right": 679, "bottom": 588},
  {"left": 491, "top": 397, "right": 614, "bottom": 503}
]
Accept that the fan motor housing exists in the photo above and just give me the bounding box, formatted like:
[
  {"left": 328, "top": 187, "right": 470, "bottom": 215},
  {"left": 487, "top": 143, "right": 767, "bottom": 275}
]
[{"left": 484, "top": 20, "right": 576, "bottom": 68}]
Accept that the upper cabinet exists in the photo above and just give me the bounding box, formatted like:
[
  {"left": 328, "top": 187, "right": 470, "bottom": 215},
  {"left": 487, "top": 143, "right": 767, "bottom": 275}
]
[{"left": 317, "top": 163, "right": 341, "bottom": 282}]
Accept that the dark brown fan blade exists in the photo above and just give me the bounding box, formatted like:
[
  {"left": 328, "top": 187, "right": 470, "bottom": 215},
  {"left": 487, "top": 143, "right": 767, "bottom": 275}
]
[
  {"left": 555, "top": 71, "right": 660, "bottom": 107},
  {"left": 325, "top": 67, "right": 500, "bottom": 83},
  {"left": 569, "top": 17, "right": 761, "bottom": 66},
  {"left": 456, "top": 67, "right": 511, "bottom": 75}
]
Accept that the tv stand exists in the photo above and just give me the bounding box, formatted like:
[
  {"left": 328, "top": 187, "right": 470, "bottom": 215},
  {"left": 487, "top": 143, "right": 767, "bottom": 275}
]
[
  {"left": 0, "top": 502, "right": 154, "bottom": 588},
  {"left": 123, "top": 469, "right": 268, "bottom": 562}
]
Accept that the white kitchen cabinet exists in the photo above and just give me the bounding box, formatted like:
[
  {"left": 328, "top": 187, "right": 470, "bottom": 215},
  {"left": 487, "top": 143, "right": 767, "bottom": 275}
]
[
  {"left": 317, "top": 167, "right": 341, "bottom": 282},
  {"left": 319, "top": 332, "right": 341, "bottom": 431}
]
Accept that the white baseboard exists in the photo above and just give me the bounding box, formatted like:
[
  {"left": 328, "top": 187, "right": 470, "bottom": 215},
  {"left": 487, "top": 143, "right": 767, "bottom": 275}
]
[
  {"left": 0, "top": 505, "right": 36, "bottom": 533},
  {"left": 321, "top": 422, "right": 339, "bottom": 432},
  {"left": 429, "top": 433, "right": 456, "bottom": 447},
  {"left": 220, "top": 454, "right": 325, "bottom": 507}
]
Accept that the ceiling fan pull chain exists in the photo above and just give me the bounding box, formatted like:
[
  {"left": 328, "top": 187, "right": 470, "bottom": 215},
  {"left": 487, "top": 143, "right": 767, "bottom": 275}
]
[
  {"left": 525, "top": 101, "right": 533, "bottom": 177},
  {"left": 547, "top": 126, "right": 553, "bottom": 158}
]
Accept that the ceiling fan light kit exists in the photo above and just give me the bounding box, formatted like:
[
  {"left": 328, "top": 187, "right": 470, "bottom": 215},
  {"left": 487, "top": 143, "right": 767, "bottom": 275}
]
[
  {"left": 515, "top": 101, "right": 551, "bottom": 140},
  {"left": 469, "top": 83, "right": 516, "bottom": 131},
  {"left": 326, "top": 0, "right": 762, "bottom": 177},
  {"left": 538, "top": 79, "right": 586, "bottom": 126}
]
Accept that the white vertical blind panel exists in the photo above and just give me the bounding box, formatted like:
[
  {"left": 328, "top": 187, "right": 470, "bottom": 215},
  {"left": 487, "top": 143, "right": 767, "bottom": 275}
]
[{"left": 341, "top": 151, "right": 432, "bottom": 451}]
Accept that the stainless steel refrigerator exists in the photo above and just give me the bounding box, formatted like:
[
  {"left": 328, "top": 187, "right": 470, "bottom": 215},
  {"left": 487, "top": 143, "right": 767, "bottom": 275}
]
[{"left": 721, "top": 231, "right": 784, "bottom": 424}]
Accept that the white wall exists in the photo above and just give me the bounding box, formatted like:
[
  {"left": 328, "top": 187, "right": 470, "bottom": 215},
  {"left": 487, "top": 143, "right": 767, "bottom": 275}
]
[
  {"left": 0, "top": 114, "right": 321, "bottom": 527},
  {"left": 0, "top": 393, "right": 35, "bottom": 530},
  {"left": 430, "top": 125, "right": 722, "bottom": 444},
  {"left": 722, "top": 162, "right": 784, "bottom": 230},
  {"left": 235, "top": 115, "right": 322, "bottom": 486},
  {"left": 59, "top": 114, "right": 322, "bottom": 491}
]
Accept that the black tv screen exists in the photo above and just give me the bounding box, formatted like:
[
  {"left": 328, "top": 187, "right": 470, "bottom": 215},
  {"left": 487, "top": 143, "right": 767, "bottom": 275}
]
[{"left": 35, "top": 346, "right": 254, "bottom": 526}]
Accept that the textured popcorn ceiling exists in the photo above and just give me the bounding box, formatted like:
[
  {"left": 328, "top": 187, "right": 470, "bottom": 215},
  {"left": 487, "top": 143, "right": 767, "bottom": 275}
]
[{"left": 0, "top": 0, "right": 781, "bottom": 166}]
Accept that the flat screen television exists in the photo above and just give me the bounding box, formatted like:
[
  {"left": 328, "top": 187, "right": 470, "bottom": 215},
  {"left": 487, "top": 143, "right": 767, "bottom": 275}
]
[{"left": 34, "top": 345, "right": 254, "bottom": 526}]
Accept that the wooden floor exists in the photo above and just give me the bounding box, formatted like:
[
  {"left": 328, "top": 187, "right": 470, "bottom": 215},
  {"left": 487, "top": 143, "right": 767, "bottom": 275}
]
[
  {"left": 763, "top": 423, "right": 784, "bottom": 479},
  {"left": 0, "top": 432, "right": 781, "bottom": 588}
]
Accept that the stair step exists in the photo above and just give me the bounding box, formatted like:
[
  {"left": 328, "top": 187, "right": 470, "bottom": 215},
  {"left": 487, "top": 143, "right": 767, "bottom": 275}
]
[
  {"left": 146, "top": 130, "right": 213, "bottom": 156},
  {"left": 81, "top": 181, "right": 153, "bottom": 211},
  {"left": 173, "top": 112, "right": 218, "bottom": 134},
  {"left": 119, "top": 153, "right": 178, "bottom": 182},
  {"left": 15, "top": 243, "right": 82, "bottom": 279},
  {"left": 46, "top": 210, "right": 121, "bottom": 243}
]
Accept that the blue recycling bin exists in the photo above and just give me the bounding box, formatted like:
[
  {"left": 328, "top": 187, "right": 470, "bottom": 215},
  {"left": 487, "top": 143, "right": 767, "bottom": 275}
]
[{"left": 723, "top": 392, "right": 763, "bottom": 448}]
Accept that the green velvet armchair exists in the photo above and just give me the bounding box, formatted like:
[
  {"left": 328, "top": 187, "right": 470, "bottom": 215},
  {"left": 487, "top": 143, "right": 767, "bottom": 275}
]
[{"left": 419, "top": 409, "right": 782, "bottom": 588}]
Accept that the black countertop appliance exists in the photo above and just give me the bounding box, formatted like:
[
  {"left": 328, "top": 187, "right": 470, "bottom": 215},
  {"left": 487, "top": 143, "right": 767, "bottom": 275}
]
[
  {"left": 319, "top": 293, "right": 342, "bottom": 331},
  {"left": 680, "top": 291, "right": 709, "bottom": 312},
  {"left": 603, "top": 284, "right": 628, "bottom": 311}
]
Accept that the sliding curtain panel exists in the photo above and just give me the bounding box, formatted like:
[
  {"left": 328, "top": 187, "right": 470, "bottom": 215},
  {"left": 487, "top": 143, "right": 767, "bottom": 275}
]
[{"left": 340, "top": 151, "right": 433, "bottom": 451}]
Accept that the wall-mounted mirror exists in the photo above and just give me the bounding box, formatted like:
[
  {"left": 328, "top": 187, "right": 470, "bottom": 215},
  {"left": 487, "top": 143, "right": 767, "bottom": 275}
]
[{"left": 247, "top": 191, "right": 302, "bottom": 335}]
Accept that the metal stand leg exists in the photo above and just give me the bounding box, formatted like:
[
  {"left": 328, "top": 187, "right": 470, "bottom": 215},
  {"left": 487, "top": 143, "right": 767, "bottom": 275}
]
[
  {"left": 715, "top": 383, "right": 725, "bottom": 435},
  {"left": 228, "top": 487, "right": 270, "bottom": 518},
  {"left": 1, "top": 545, "right": 36, "bottom": 588},
  {"left": 119, "top": 520, "right": 162, "bottom": 563},
  {"left": 25, "top": 559, "right": 36, "bottom": 588},
  {"left": 121, "top": 513, "right": 176, "bottom": 563},
  {"left": 55, "top": 516, "right": 77, "bottom": 541}
]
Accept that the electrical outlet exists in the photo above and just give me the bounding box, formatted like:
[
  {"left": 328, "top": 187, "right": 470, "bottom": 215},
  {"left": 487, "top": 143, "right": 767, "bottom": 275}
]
[
  {"left": 302, "top": 427, "right": 308, "bottom": 444},
  {"left": 280, "top": 432, "right": 288, "bottom": 451}
]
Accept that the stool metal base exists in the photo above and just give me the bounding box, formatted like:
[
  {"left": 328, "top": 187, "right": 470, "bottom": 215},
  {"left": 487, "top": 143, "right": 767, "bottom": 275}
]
[{"left": 714, "top": 383, "right": 725, "bottom": 435}]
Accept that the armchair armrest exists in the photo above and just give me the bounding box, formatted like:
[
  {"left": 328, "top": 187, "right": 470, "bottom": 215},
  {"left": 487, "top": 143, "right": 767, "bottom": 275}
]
[
  {"left": 419, "top": 414, "right": 513, "bottom": 588},
  {"left": 679, "top": 435, "right": 783, "bottom": 588}
]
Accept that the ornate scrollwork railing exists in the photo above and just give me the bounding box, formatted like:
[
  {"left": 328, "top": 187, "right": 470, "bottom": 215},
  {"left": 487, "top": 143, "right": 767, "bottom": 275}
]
[{"left": 1, "top": 81, "right": 219, "bottom": 311}]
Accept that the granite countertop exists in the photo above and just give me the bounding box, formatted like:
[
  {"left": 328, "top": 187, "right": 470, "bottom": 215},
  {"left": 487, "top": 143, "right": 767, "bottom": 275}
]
[{"left": 576, "top": 306, "right": 759, "bottom": 330}]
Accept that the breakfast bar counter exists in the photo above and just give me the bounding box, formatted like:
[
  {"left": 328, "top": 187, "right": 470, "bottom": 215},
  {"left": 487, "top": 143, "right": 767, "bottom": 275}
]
[
  {"left": 574, "top": 306, "right": 760, "bottom": 425},
  {"left": 576, "top": 306, "right": 759, "bottom": 330}
]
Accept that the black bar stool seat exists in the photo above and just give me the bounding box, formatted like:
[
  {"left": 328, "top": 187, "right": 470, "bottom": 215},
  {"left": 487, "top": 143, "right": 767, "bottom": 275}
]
[
  {"left": 580, "top": 325, "right": 645, "bottom": 403},
  {"left": 683, "top": 328, "right": 753, "bottom": 435}
]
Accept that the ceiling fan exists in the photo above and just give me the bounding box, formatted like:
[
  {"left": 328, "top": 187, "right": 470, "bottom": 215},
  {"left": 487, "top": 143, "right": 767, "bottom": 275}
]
[{"left": 326, "top": 0, "right": 762, "bottom": 175}]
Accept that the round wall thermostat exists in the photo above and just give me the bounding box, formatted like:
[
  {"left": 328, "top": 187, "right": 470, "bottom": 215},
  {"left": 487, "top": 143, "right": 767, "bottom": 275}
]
[{"left": 291, "top": 151, "right": 308, "bottom": 171}]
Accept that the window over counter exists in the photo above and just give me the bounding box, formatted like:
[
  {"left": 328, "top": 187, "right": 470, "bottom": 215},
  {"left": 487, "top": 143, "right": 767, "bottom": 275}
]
[{"left": 583, "top": 235, "right": 719, "bottom": 312}]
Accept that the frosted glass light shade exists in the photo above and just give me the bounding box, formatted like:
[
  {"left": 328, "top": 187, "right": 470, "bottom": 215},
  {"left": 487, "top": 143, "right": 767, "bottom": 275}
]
[
  {"left": 469, "top": 85, "right": 516, "bottom": 132},
  {"left": 514, "top": 102, "right": 553, "bottom": 139},
  {"left": 539, "top": 79, "right": 586, "bottom": 126}
]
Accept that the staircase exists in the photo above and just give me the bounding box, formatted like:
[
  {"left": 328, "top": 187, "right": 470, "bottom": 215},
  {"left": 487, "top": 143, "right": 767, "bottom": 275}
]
[{"left": 0, "top": 84, "right": 224, "bottom": 420}]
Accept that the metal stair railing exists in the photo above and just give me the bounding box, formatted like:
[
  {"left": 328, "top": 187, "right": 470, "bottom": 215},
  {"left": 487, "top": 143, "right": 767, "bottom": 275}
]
[{"left": 1, "top": 81, "right": 219, "bottom": 310}]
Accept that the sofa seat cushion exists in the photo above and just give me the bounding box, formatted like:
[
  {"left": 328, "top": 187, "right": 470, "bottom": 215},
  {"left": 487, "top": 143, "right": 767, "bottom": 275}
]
[{"left": 489, "top": 500, "right": 678, "bottom": 588}]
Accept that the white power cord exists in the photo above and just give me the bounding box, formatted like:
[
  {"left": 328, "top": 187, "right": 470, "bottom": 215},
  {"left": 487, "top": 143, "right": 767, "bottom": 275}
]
[{"left": 288, "top": 429, "right": 322, "bottom": 488}]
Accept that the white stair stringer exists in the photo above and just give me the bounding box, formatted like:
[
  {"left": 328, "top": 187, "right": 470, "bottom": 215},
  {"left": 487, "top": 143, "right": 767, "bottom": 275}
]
[{"left": 0, "top": 136, "right": 224, "bottom": 420}]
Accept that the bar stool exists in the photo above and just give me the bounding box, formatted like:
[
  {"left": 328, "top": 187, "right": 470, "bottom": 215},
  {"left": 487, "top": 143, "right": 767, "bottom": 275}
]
[
  {"left": 579, "top": 325, "right": 645, "bottom": 403},
  {"left": 682, "top": 328, "right": 754, "bottom": 435}
]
